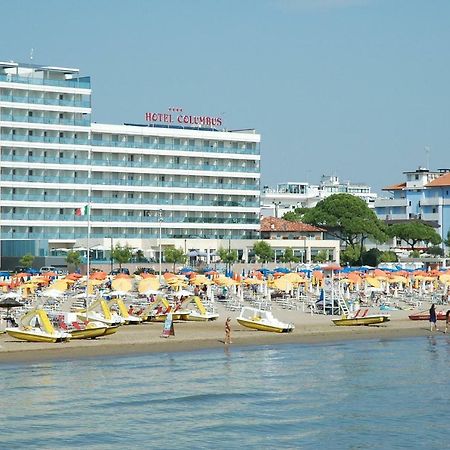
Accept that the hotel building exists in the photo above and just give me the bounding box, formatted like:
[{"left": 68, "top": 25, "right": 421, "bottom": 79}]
[
  {"left": 374, "top": 167, "right": 450, "bottom": 246},
  {"left": 0, "top": 61, "right": 261, "bottom": 263},
  {"left": 261, "top": 175, "right": 377, "bottom": 218}
]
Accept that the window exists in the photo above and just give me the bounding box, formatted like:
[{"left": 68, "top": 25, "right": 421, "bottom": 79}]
[
  {"left": 28, "top": 111, "right": 33, "bottom": 117},
  {"left": 175, "top": 156, "right": 180, "bottom": 164},
  {"left": 59, "top": 94, "right": 64, "bottom": 100},
  {"left": 44, "top": 151, "right": 47, "bottom": 157},
  {"left": 28, "top": 170, "right": 33, "bottom": 176},
  {"left": 59, "top": 208, "right": 64, "bottom": 214},
  {"left": 128, "top": 193, "right": 134, "bottom": 198},
  {"left": 143, "top": 136, "right": 149, "bottom": 144},
  {"left": 128, "top": 174, "right": 134, "bottom": 180},
  {"left": 127, "top": 211, "right": 134, "bottom": 216},
  {"left": 59, "top": 113, "right": 64, "bottom": 119},
  {"left": 29, "top": 227, "right": 33, "bottom": 233},
  {"left": 59, "top": 132, "right": 64, "bottom": 138},
  {"left": 28, "top": 150, "right": 33, "bottom": 156},
  {"left": 12, "top": 169, "right": 15, "bottom": 175},
  {"left": 44, "top": 131, "right": 47, "bottom": 137},
  {"left": 59, "top": 152, "right": 63, "bottom": 158},
  {"left": 128, "top": 154, "right": 134, "bottom": 162},
  {"left": 112, "top": 135, "right": 118, "bottom": 142},
  {"left": 432, "top": 208, "right": 437, "bottom": 213},
  {"left": 189, "top": 193, "right": 195, "bottom": 200},
  {"left": 127, "top": 136, "right": 134, "bottom": 143},
  {"left": 160, "top": 175, "right": 165, "bottom": 182},
  {"left": 28, "top": 130, "right": 33, "bottom": 136}
]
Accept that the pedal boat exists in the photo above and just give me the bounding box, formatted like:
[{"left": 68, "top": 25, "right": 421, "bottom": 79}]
[
  {"left": 237, "top": 307, "right": 294, "bottom": 333},
  {"left": 332, "top": 308, "right": 390, "bottom": 326},
  {"left": 177, "top": 296, "right": 219, "bottom": 321},
  {"left": 6, "top": 309, "right": 71, "bottom": 343},
  {"left": 53, "top": 312, "right": 109, "bottom": 339}
]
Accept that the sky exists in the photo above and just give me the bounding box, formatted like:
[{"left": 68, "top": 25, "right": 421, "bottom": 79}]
[{"left": 1, "top": 0, "right": 449, "bottom": 193}]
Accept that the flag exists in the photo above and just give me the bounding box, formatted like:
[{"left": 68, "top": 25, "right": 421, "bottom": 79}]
[{"left": 75, "top": 205, "right": 89, "bottom": 216}]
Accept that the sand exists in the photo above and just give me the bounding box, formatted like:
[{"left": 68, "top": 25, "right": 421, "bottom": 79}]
[{"left": 0, "top": 305, "right": 441, "bottom": 363}]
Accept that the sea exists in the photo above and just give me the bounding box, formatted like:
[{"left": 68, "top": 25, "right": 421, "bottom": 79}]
[{"left": 1, "top": 335, "right": 449, "bottom": 450}]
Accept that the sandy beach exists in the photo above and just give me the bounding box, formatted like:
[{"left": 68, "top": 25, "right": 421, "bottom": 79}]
[{"left": 0, "top": 306, "right": 441, "bottom": 363}]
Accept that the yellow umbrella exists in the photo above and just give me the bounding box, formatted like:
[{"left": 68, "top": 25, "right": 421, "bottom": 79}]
[
  {"left": 138, "top": 277, "right": 160, "bottom": 293},
  {"left": 111, "top": 278, "right": 132, "bottom": 292},
  {"left": 366, "top": 277, "right": 381, "bottom": 288}
]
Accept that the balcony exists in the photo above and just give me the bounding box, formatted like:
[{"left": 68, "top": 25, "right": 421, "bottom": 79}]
[
  {"left": 0, "top": 113, "right": 90, "bottom": 127},
  {"left": 374, "top": 197, "right": 408, "bottom": 208},
  {"left": 91, "top": 139, "right": 259, "bottom": 156},
  {"left": 0, "top": 134, "right": 89, "bottom": 146},
  {"left": 0, "top": 73, "right": 91, "bottom": 89},
  {"left": 0, "top": 94, "right": 90, "bottom": 108}
]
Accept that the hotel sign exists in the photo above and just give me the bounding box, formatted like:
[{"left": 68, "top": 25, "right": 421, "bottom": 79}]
[{"left": 145, "top": 111, "right": 223, "bottom": 127}]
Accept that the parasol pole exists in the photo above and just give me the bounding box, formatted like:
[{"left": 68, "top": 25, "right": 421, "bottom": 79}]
[{"left": 85, "top": 184, "right": 91, "bottom": 322}]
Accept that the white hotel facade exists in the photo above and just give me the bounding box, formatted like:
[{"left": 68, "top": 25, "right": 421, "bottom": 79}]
[{"left": 0, "top": 61, "right": 261, "bottom": 262}]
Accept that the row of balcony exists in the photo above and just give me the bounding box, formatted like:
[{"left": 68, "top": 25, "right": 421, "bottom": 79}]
[
  {"left": 1, "top": 231, "right": 257, "bottom": 240},
  {"left": 0, "top": 134, "right": 89, "bottom": 145},
  {"left": 0, "top": 153, "right": 259, "bottom": 173},
  {"left": 1, "top": 193, "right": 259, "bottom": 207},
  {"left": 91, "top": 139, "right": 259, "bottom": 155},
  {"left": 0, "top": 74, "right": 91, "bottom": 89},
  {"left": 0, "top": 114, "right": 90, "bottom": 127},
  {"left": 0, "top": 94, "right": 90, "bottom": 108},
  {"left": 0, "top": 174, "right": 259, "bottom": 190},
  {"left": 0, "top": 213, "right": 259, "bottom": 224}
]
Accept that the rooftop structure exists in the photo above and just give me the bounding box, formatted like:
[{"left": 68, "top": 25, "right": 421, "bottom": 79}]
[{"left": 261, "top": 175, "right": 377, "bottom": 217}]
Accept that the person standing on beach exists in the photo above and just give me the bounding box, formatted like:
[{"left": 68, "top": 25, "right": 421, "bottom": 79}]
[
  {"left": 445, "top": 310, "right": 450, "bottom": 334},
  {"left": 429, "top": 303, "right": 438, "bottom": 332},
  {"left": 224, "top": 317, "right": 232, "bottom": 344}
]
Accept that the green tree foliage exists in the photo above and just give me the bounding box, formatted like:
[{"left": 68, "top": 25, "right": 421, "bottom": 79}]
[
  {"left": 410, "top": 250, "right": 421, "bottom": 258},
  {"left": 302, "top": 194, "right": 387, "bottom": 262},
  {"left": 19, "top": 253, "right": 34, "bottom": 268},
  {"left": 253, "top": 241, "right": 274, "bottom": 263},
  {"left": 388, "top": 221, "right": 442, "bottom": 250},
  {"left": 379, "top": 251, "right": 398, "bottom": 263},
  {"left": 312, "top": 250, "right": 328, "bottom": 263},
  {"left": 111, "top": 244, "right": 132, "bottom": 269},
  {"left": 281, "top": 247, "right": 299, "bottom": 264},
  {"left": 164, "top": 247, "right": 186, "bottom": 272},
  {"left": 283, "top": 207, "right": 309, "bottom": 222},
  {"left": 340, "top": 247, "right": 361, "bottom": 266},
  {"left": 426, "top": 246, "right": 444, "bottom": 257},
  {"left": 66, "top": 250, "right": 82, "bottom": 270},
  {"left": 135, "top": 250, "right": 146, "bottom": 263},
  {"left": 217, "top": 247, "right": 238, "bottom": 271}
]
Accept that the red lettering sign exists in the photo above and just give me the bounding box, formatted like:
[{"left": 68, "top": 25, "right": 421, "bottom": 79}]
[{"left": 145, "top": 112, "right": 223, "bottom": 127}]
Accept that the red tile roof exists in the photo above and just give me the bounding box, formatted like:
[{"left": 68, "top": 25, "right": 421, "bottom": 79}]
[
  {"left": 261, "top": 217, "right": 324, "bottom": 233},
  {"left": 426, "top": 172, "right": 450, "bottom": 187},
  {"left": 382, "top": 182, "right": 406, "bottom": 191}
]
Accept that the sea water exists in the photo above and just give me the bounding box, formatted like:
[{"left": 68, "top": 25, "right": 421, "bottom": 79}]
[{"left": 0, "top": 335, "right": 449, "bottom": 450}]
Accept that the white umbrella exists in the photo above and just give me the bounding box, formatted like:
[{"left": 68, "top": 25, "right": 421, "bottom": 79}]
[{"left": 173, "top": 289, "right": 194, "bottom": 297}]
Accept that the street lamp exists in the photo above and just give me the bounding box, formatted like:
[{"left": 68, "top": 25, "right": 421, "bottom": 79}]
[{"left": 158, "top": 209, "right": 163, "bottom": 280}]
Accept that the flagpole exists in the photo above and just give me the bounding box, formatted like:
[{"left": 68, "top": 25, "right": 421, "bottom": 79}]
[{"left": 86, "top": 188, "right": 91, "bottom": 319}]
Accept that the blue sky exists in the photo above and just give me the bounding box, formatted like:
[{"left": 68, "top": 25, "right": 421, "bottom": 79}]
[{"left": 1, "top": 0, "right": 449, "bottom": 193}]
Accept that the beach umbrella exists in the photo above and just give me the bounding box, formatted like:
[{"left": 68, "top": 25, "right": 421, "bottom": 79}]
[
  {"left": 111, "top": 278, "right": 132, "bottom": 292},
  {"left": 138, "top": 277, "right": 160, "bottom": 293},
  {"left": 0, "top": 297, "right": 24, "bottom": 323}
]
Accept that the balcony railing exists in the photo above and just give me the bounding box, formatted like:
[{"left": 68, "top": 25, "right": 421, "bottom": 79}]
[
  {"left": 91, "top": 139, "right": 259, "bottom": 155},
  {"left": 0, "top": 73, "right": 91, "bottom": 89},
  {"left": 0, "top": 94, "right": 90, "bottom": 108},
  {"left": 0, "top": 113, "right": 90, "bottom": 127},
  {"left": 0, "top": 134, "right": 89, "bottom": 145}
]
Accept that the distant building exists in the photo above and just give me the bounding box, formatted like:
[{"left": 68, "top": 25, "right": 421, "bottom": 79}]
[
  {"left": 374, "top": 167, "right": 450, "bottom": 245},
  {"left": 259, "top": 217, "right": 339, "bottom": 263},
  {"left": 261, "top": 175, "right": 377, "bottom": 217}
]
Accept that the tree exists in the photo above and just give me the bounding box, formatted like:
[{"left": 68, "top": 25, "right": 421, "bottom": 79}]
[
  {"left": 283, "top": 207, "right": 309, "bottom": 222},
  {"left": 302, "top": 194, "right": 388, "bottom": 263},
  {"left": 164, "top": 247, "right": 186, "bottom": 272},
  {"left": 217, "top": 247, "right": 238, "bottom": 272},
  {"left": 66, "top": 250, "right": 82, "bottom": 271},
  {"left": 135, "top": 250, "right": 147, "bottom": 263},
  {"left": 281, "top": 247, "right": 299, "bottom": 265},
  {"left": 426, "top": 246, "right": 444, "bottom": 257},
  {"left": 388, "top": 221, "right": 442, "bottom": 250},
  {"left": 313, "top": 250, "right": 327, "bottom": 263},
  {"left": 253, "top": 241, "right": 274, "bottom": 263},
  {"left": 19, "top": 253, "right": 34, "bottom": 269},
  {"left": 379, "top": 251, "right": 398, "bottom": 263},
  {"left": 111, "top": 244, "right": 132, "bottom": 269}
]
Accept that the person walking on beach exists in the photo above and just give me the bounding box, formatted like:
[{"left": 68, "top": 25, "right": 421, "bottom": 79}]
[
  {"left": 445, "top": 309, "right": 450, "bottom": 334},
  {"left": 224, "top": 317, "right": 232, "bottom": 344},
  {"left": 429, "top": 303, "right": 438, "bottom": 332}
]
